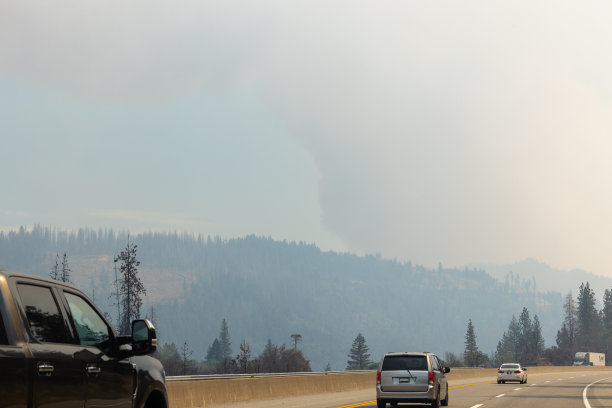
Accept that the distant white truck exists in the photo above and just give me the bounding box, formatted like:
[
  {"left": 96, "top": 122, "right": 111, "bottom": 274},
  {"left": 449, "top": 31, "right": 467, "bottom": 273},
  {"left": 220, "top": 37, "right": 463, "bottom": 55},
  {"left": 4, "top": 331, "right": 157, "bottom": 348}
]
[{"left": 573, "top": 352, "right": 605, "bottom": 366}]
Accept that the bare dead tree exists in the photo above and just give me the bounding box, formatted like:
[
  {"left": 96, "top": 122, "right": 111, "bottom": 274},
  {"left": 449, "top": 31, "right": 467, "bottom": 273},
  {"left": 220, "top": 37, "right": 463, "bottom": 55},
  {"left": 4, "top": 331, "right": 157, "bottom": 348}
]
[{"left": 116, "top": 235, "right": 145, "bottom": 334}]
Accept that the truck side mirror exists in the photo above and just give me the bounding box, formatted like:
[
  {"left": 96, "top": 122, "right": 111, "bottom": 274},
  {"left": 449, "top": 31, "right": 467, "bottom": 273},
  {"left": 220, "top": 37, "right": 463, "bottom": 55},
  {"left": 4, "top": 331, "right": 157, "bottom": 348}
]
[{"left": 132, "top": 319, "right": 157, "bottom": 355}]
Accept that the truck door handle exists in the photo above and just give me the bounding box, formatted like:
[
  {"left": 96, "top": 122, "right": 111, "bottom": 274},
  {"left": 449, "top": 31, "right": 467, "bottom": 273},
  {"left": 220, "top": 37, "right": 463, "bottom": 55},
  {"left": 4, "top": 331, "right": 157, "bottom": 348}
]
[
  {"left": 37, "top": 363, "right": 54, "bottom": 376},
  {"left": 86, "top": 365, "right": 101, "bottom": 375}
]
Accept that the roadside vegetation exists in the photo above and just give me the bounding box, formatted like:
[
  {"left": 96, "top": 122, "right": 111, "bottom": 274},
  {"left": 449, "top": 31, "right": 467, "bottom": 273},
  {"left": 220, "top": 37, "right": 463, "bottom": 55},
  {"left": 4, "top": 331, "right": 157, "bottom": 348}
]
[
  {"left": 154, "top": 319, "right": 312, "bottom": 375},
  {"left": 456, "top": 282, "right": 612, "bottom": 367}
]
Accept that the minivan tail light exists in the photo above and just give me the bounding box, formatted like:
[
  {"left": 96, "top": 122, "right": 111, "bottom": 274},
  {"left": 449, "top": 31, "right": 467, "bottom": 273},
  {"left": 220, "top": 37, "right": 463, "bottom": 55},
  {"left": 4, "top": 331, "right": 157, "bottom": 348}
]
[
  {"left": 377, "top": 371, "right": 381, "bottom": 385},
  {"left": 428, "top": 371, "right": 434, "bottom": 385}
]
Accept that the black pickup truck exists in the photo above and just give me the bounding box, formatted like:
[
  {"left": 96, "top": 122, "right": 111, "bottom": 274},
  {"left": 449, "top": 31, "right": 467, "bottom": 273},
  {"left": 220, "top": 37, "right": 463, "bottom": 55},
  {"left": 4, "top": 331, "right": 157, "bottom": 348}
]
[{"left": 0, "top": 269, "right": 168, "bottom": 408}]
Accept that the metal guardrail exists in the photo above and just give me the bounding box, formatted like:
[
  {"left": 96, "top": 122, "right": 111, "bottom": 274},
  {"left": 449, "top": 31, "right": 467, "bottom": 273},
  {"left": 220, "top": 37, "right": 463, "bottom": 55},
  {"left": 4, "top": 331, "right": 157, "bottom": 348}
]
[
  {"left": 167, "top": 370, "right": 375, "bottom": 382},
  {"left": 166, "top": 367, "right": 495, "bottom": 382}
]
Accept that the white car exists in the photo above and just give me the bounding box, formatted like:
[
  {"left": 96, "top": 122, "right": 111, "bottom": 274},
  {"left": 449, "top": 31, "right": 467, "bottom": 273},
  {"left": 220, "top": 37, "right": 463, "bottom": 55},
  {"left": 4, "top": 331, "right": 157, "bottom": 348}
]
[{"left": 497, "top": 363, "right": 527, "bottom": 384}]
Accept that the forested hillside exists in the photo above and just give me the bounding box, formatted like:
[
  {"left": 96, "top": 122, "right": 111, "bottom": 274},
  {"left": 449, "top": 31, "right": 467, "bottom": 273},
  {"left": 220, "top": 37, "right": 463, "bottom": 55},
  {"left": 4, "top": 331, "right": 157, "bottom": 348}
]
[
  {"left": 472, "top": 259, "right": 612, "bottom": 300},
  {"left": 0, "top": 226, "right": 564, "bottom": 370}
]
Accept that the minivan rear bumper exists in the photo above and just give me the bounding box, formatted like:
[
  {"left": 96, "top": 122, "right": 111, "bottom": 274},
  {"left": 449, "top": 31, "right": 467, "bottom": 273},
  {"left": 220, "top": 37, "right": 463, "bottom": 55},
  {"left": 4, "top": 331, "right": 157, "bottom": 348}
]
[{"left": 376, "top": 384, "right": 435, "bottom": 403}]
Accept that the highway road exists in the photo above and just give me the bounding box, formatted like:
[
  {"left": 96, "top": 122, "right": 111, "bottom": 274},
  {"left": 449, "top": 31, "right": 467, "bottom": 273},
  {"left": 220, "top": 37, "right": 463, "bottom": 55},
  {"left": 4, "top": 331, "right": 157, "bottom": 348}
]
[{"left": 337, "top": 371, "right": 612, "bottom": 408}]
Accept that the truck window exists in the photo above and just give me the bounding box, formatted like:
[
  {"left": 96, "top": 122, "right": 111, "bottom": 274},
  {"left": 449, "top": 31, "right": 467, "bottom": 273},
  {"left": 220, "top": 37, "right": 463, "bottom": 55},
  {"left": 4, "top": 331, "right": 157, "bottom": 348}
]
[
  {"left": 17, "top": 284, "right": 70, "bottom": 343},
  {"left": 63, "top": 292, "right": 112, "bottom": 350}
]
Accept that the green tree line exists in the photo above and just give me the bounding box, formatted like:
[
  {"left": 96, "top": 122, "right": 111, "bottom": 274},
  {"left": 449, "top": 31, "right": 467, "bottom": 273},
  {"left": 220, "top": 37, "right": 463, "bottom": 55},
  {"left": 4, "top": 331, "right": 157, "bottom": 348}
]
[{"left": 155, "top": 319, "right": 311, "bottom": 375}]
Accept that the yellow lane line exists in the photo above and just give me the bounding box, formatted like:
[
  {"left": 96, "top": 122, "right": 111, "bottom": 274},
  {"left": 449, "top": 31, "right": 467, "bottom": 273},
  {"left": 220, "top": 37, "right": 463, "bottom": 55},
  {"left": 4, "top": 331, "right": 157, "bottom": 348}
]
[{"left": 337, "top": 401, "right": 376, "bottom": 408}]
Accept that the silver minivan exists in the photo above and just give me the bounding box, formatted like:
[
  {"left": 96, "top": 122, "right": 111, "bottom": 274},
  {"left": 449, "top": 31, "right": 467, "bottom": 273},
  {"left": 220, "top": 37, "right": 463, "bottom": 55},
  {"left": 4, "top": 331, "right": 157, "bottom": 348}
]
[{"left": 376, "top": 352, "right": 450, "bottom": 408}]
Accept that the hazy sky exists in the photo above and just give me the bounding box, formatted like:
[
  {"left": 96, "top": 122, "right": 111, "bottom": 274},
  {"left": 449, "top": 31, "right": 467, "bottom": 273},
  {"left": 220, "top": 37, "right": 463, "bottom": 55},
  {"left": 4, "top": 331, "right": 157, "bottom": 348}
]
[{"left": 2, "top": 1, "right": 612, "bottom": 276}]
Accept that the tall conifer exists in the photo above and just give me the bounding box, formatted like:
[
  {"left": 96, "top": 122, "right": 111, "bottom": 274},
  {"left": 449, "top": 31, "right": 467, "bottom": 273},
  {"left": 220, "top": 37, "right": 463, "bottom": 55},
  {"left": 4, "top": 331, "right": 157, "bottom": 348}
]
[{"left": 346, "top": 333, "right": 371, "bottom": 370}]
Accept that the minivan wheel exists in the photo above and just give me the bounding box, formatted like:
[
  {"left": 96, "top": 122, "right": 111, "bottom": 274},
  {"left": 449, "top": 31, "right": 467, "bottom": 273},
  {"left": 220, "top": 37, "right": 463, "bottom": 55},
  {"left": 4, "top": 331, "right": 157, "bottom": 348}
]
[
  {"left": 430, "top": 386, "right": 441, "bottom": 408},
  {"left": 377, "top": 399, "right": 386, "bottom": 408},
  {"left": 441, "top": 384, "right": 449, "bottom": 406}
]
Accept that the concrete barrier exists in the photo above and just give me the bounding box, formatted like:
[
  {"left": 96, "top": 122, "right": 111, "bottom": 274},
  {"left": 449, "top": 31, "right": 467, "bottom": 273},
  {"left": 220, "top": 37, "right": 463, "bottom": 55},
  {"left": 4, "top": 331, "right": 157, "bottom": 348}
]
[
  {"left": 166, "top": 366, "right": 612, "bottom": 408},
  {"left": 167, "top": 371, "right": 374, "bottom": 408}
]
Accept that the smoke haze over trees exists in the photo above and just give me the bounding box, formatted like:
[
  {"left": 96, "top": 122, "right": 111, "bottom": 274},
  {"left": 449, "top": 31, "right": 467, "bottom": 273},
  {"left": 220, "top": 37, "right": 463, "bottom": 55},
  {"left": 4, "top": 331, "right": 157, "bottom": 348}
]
[{"left": 0, "top": 225, "right": 570, "bottom": 370}]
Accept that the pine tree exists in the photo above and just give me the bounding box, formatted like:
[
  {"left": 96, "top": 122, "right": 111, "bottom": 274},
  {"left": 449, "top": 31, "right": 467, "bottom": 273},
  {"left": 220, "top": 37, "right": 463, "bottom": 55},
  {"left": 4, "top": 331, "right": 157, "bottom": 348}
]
[
  {"left": 506, "top": 316, "right": 521, "bottom": 358},
  {"left": 206, "top": 338, "right": 222, "bottom": 363},
  {"left": 60, "top": 253, "right": 71, "bottom": 283},
  {"left": 116, "top": 236, "right": 145, "bottom": 334},
  {"left": 576, "top": 282, "right": 602, "bottom": 349},
  {"left": 518, "top": 307, "right": 533, "bottom": 362},
  {"left": 563, "top": 292, "right": 577, "bottom": 347},
  {"left": 464, "top": 319, "right": 489, "bottom": 367},
  {"left": 260, "top": 339, "right": 281, "bottom": 373},
  {"left": 602, "top": 289, "right": 612, "bottom": 331},
  {"left": 532, "top": 315, "right": 545, "bottom": 360},
  {"left": 554, "top": 324, "right": 575, "bottom": 365},
  {"left": 215, "top": 319, "right": 232, "bottom": 373},
  {"left": 464, "top": 320, "right": 478, "bottom": 366},
  {"left": 219, "top": 319, "right": 232, "bottom": 361},
  {"left": 346, "top": 333, "right": 371, "bottom": 370},
  {"left": 236, "top": 340, "right": 251, "bottom": 373}
]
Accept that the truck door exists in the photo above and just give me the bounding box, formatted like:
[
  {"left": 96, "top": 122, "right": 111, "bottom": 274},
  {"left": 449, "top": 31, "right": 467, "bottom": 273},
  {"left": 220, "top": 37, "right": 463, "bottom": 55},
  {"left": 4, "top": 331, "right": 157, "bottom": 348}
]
[
  {"left": 0, "top": 297, "right": 28, "bottom": 408},
  {"left": 62, "top": 291, "right": 133, "bottom": 408},
  {"left": 16, "top": 283, "right": 86, "bottom": 408}
]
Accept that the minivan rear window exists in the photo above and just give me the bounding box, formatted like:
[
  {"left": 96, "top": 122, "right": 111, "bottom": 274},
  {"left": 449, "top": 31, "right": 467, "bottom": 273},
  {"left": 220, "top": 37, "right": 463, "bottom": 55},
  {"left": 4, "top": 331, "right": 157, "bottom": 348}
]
[{"left": 382, "top": 355, "right": 428, "bottom": 371}]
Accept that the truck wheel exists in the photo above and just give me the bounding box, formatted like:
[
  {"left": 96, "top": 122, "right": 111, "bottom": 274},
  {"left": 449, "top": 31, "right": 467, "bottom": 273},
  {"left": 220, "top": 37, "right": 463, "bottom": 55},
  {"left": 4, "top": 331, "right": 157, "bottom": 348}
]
[{"left": 377, "top": 399, "right": 386, "bottom": 408}]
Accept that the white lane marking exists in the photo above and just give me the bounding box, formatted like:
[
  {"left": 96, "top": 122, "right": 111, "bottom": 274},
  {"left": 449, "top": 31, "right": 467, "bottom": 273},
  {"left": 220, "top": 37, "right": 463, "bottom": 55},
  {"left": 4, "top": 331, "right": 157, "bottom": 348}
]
[
  {"left": 496, "top": 394, "right": 505, "bottom": 398},
  {"left": 545, "top": 380, "right": 550, "bottom": 383},
  {"left": 570, "top": 377, "right": 575, "bottom": 379},
  {"left": 514, "top": 388, "right": 521, "bottom": 391},
  {"left": 469, "top": 405, "right": 483, "bottom": 408},
  {"left": 583, "top": 376, "right": 612, "bottom": 408},
  {"left": 530, "top": 384, "right": 537, "bottom": 386}
]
